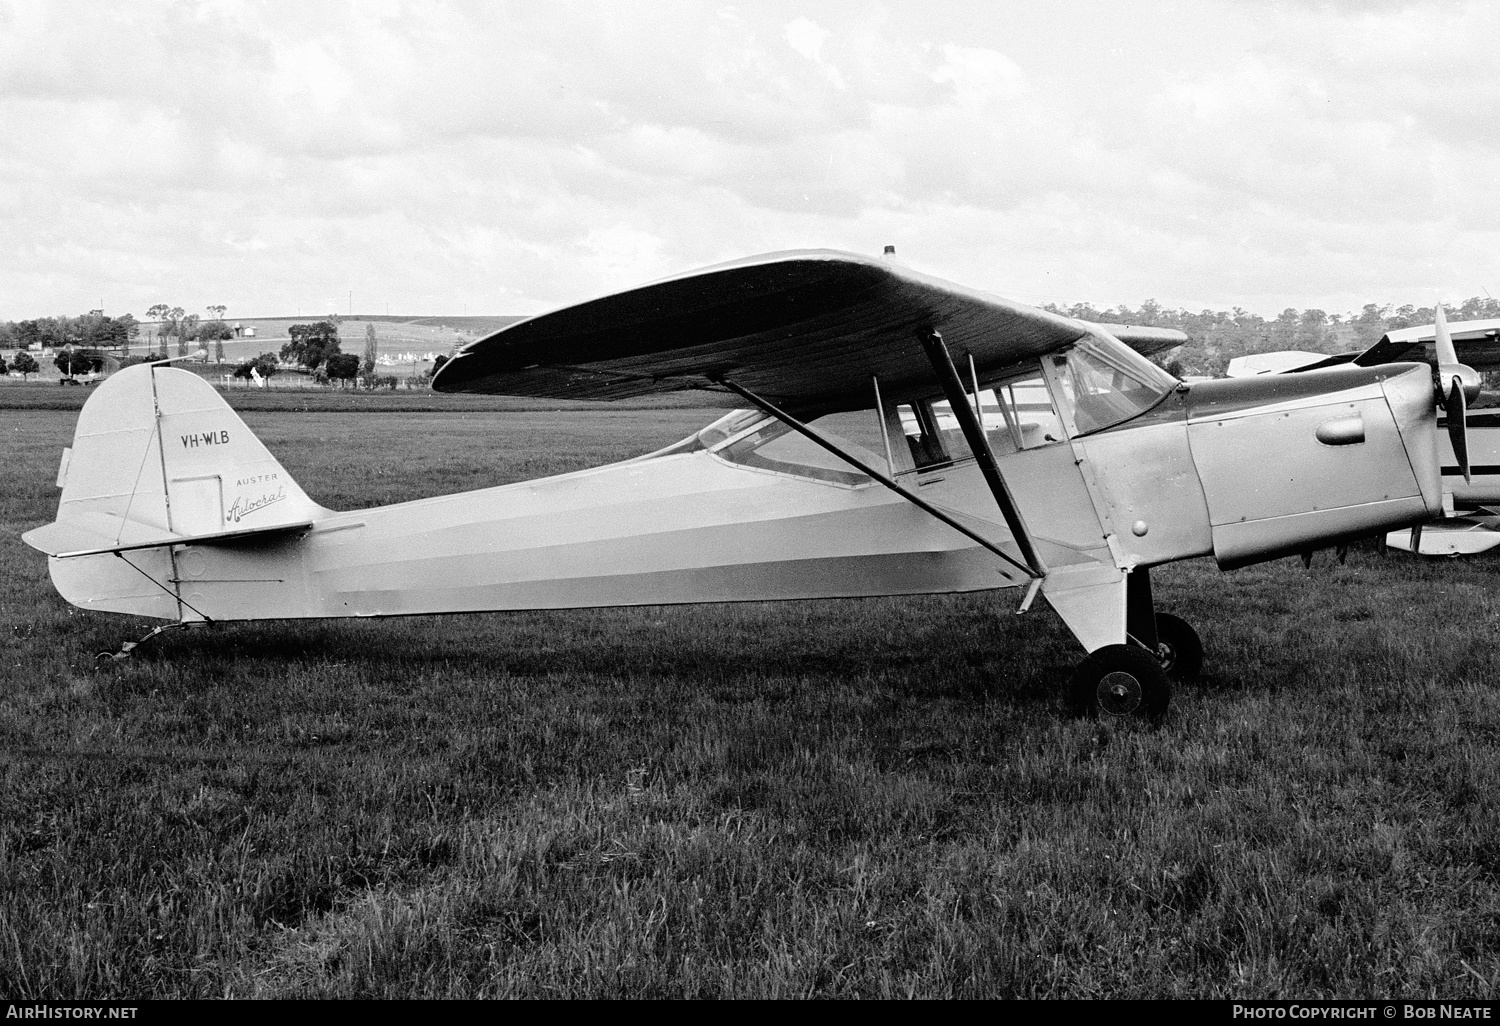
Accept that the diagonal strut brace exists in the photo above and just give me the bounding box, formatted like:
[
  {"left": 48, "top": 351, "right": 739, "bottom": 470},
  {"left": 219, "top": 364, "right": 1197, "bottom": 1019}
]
[
  {"left": 714, "top": 376, "right": 1042, "bottom": 581},
  {"left": 916, "top": 328, "right": 1047, "bottom": 578}
]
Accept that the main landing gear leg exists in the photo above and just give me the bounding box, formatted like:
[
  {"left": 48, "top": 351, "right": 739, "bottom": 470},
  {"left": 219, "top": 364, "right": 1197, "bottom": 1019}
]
[
  {"left": 1126, "top": 566, "right": 1202, "bottom": 682},
  {"left": 1069, "top": 568, "right": 1201, "bottom": 722},
  {"left": 95, "top": 621, "right": 208, "bottom": 667}
]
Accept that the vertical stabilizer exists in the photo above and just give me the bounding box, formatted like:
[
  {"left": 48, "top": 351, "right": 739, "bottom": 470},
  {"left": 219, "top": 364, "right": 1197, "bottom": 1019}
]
[{"left": 23, "top": 365, "right": 326, "bottom": 557}]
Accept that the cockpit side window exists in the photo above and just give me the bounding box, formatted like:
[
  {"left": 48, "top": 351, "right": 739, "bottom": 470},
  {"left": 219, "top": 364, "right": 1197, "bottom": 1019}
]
[
  {"left": 710, "top": 408, "right": 890, "bottom": 486},
  {"left": 897, "top": 372, "right": 1067, "bottom": 468},
  {"left": 986, "top": 376, "right": 1066, "bottom": 450},
  {"left": 897, "top": 401, "right": 965, "bottom": 470}
]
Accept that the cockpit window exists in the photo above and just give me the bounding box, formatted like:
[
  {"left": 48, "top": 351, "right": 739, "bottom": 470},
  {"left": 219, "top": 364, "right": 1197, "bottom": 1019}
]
[
  {"left": 1049, "top": 334, "right": 1175, "bottom": 435},
  {"left": 986, "top": 378, "right": 1066, "bottom": 450},
  {"left": 899, "top": 401, "right": 968, "bottom": 469},
  {"left": 896, "top": 374, "right": 1067, "bottom": 469},
  {"left": 710, "top": 409, "right": 888, "bottom": 486},
  {"left": 695, "top": 409, "right": 764, "bottom": 450}
]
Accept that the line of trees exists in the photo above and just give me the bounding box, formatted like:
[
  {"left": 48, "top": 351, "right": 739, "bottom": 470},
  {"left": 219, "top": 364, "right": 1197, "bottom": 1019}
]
[
  {"left": 144, "top": 304, "right": 234, "bottom": 360},
  {"left": 0, "top": 304, "right": 241, "bottom": 362},
  {"left": 0, "top": 312, "right": 140, "bottom": 354},
  {"left": 16, "top": 294, "right": 1491, "bottom": 387},
  {"left": 1046, "top": 296, "right": 1500, "bottom": 377}
]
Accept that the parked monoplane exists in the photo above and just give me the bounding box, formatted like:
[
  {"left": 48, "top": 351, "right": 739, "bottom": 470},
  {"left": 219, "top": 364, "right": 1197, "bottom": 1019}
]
[{"left": 23, "top": 250, "right": 1460, "bottom": 719}]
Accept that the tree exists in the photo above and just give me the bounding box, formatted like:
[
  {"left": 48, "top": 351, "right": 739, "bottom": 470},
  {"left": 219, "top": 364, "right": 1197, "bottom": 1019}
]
[
  {"left": 232, "top": 352, "right": 279, "bottom": 383},
  {"left": 54, "top": 347, "right": 91, "bottom": 379},
  {"left": 146, "top": 304, "right": 169, "bottom": 357},
  {"left": 281, "top": 321, "right": 341, "bottom": 371},
  {"left": 0, "top": 353, "right": 7, "bottom": 376},
  {"left": 166, "top": 307, "right": 185, "bottom": 357},
  {"left": 194, "top": 319, "right": 233, "bottom": 342},
  {"left": 431, "top": 353, "right": 450, "bottom": 377},
  {"left": 1269, "top": 308, "right": 1300, "bottom": 350},
  {"left": 12, "top": 350, "right": 39, "bottom": 379},
  {"left": 1295, "top": 309, "right": 1330, "bottom": 351},
  {"left": 325, "top": 352, "right": 360, "bottom": 387},
  {"left": 112, "top": 314, "right": 139, "bottom": 356},
  {"left": 362, "top": 323, "right": 378, "bottom": 381},
  {"left": 200, "top": 305, "right": 229, "bottom": 364},
  {"left": 178, "top": 313, "right": 199, "bottom": 357}
]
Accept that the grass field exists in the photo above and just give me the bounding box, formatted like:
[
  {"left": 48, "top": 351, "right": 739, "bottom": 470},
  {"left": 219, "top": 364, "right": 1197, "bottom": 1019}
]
[{"left": 5, "top": 402, "right": 1500, "bottom": 998}]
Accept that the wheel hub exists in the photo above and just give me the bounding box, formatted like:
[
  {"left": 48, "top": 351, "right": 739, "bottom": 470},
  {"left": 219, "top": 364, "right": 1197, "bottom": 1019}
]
[{"left": 1097, "top": 671, "right": 1143, "bottom": 716}]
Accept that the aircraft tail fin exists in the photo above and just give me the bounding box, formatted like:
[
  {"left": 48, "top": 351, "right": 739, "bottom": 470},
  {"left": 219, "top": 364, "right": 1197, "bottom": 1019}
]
[{"left": 22, "top": 365, "right": 326, "bottom": 558}]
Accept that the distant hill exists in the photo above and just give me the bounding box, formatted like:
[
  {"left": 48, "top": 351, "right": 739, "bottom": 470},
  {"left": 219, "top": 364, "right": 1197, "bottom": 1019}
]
[
  {"left": 241, "top": 314, "right": 526, "bottom": 335},
  {"left": 359, "top": 315, "right": 526, "bottom": 335}
]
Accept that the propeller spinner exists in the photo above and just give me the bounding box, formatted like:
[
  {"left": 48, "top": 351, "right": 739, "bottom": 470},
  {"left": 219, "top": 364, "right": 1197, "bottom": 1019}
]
[{"left": 1434, "top": 304, "right": 1482, "bottom": 483}]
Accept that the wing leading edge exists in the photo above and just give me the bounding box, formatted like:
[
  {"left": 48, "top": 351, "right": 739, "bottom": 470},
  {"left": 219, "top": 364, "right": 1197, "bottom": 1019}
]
[{"left": 433, "top": 250, "right": 1151, "bottom": 412}]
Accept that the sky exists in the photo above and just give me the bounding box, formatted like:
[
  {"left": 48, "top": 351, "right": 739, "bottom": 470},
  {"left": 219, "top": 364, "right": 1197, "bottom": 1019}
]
[{"left": 2, "top": 0, "right": 1498, "bottom": 322}]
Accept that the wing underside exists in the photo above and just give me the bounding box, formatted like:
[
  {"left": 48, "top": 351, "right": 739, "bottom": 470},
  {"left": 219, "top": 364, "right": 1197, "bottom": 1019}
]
[{"left": 433, "top": 250, "right": 1108, "bottom": 411}]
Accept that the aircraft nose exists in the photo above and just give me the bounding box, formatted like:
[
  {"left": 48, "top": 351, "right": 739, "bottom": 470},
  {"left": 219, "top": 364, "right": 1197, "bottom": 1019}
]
[{"left": 1380, "top": 361, "right": 1443, "bottom": 517}]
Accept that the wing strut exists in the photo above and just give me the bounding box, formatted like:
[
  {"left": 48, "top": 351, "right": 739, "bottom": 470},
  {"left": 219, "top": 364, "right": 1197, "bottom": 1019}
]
[
  {"left": 916, "top": 328, "right": 1048, "bottom": 578},
  {"left": 714, "top": 377, "right": 1042, "bottom": 582}
]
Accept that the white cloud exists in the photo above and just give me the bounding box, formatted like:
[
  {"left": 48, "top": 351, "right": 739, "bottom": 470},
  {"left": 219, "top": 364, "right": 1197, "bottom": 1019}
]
[
  {"left": 784, "top": 16, "right": 829, "bottom": 62},
  {"left": 1, "top": 0, "right": 1498, "bottom": 320},
  {"left": 931, "top": 45, "right": 1026, "bottom": 107}
]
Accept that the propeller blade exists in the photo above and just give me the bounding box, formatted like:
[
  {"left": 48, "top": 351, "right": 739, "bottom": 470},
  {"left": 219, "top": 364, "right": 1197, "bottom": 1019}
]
[
  {"left": 1446, "top": 377, "right": 1470, "bottom": 483},
  {"left": 1432, "top": 303, "right": 1479, "bottom": 483},
  {"left": 1435, "top": 302, "right": 1458, "bottom": 367}
]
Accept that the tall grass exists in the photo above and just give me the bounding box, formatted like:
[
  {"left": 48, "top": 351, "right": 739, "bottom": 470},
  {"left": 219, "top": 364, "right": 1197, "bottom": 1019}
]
[{"left": 4, "top": 407, "right": 1500, "bottom": 997}]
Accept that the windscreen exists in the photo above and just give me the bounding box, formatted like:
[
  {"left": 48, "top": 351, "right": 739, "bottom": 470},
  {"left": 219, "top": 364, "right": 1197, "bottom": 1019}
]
[{"left": 1051, "top": 334, "right": 1176, "bottom": 435}]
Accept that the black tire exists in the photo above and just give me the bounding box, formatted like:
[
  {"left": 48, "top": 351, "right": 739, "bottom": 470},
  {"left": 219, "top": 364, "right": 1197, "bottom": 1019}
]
[
  {"left": 1153, "top": 612, "right": 1203, "bottom": 681},
  {"left": 1069, "top": 644, "right": 1171, "bottom": 723}
]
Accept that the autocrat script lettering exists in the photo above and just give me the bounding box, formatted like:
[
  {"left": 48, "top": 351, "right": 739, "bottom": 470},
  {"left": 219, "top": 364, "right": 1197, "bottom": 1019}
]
[{"left": 226, "top": 485, "right": 287, "bottom": 523}]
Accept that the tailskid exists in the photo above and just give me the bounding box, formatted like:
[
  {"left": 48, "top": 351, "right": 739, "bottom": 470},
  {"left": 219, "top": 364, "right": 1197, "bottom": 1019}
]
[{"left": 94, "top": 620, "right": 210, "bottom": 667}]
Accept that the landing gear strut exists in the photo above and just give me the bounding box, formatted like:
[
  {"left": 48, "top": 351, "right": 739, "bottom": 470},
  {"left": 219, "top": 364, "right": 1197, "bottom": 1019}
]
[{"left": 1069, "top": 567, "right": 1202, "bottom": 721}]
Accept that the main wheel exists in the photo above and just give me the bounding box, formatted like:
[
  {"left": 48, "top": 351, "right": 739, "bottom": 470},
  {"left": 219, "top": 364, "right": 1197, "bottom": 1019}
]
[
  {"left": 1069, "top": 644, "right": 1171, "bottom": 722},
  {"left": 1153, "top": 613, "right": 1202, "bottom": 681}
]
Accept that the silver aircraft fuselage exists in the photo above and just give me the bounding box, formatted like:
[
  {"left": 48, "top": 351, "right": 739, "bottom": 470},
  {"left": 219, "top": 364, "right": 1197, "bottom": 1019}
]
[{"left": 45, "top": 359, "right": 1440, "bottom": 657}]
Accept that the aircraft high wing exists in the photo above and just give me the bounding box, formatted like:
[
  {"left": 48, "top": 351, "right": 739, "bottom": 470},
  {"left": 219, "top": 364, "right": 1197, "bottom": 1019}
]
[{"left": 25, "top": 249, "right": 1449, "bottom": 722}]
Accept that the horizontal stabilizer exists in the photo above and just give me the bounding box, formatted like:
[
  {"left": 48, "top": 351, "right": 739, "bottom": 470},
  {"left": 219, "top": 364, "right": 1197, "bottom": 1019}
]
[{"left": 23, "top": 514, "right": 313, "bottom": 559}]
